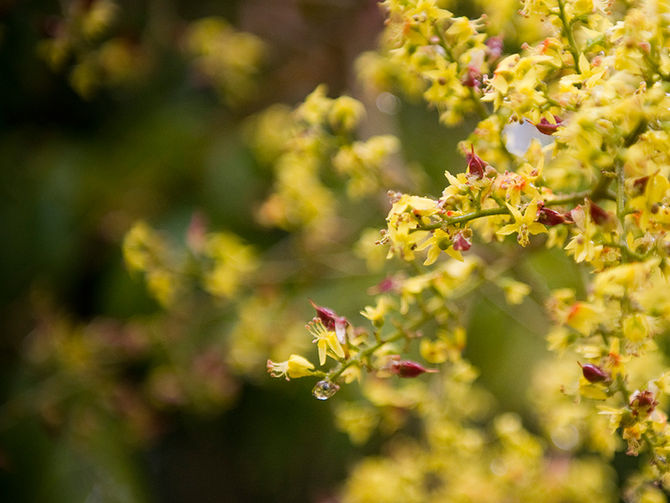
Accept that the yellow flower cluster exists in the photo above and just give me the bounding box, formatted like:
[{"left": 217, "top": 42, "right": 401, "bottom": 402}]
[
  {"left": 250, "top": 85, "right": 402, "bottom": 241},
  {"left": 38, "top": 0, "right": 151, "bottom": 98},
  {"left": 268, "top": 0, "right": 670, "bottom": 500},
  {"left": 374, "top": 0, "right": 495, "bottom": 125},
  {"left": 184, "top": 17, "right": 266, "bottom": 106},
  {"left": 123, "top": 220, "right": 256, "bottom": 307}
]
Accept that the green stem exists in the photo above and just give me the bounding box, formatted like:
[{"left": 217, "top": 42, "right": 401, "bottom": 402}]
[
  {"left": 418, "top": 179, "right": 614, "bottom": 232},
  {"left": 557, "top": 0, "right": 582, "bottom": 73},
  {"left": 328, "top": 258, "right": 503, "bottom": 382},
  {"left": 418, "top": 207, "right": 510, "bottom": 231},
  {"left": 615, "top": 160, "right": 632, "bottom": 262},
  {"left": 327, "top": 330, "right": 406, "bottom": 381},
  {"left": 616, "top": 162, "right": 625, "bottom": 221},
  {"left": 604, "top": 241, "right": 646, "bottom": 261}
]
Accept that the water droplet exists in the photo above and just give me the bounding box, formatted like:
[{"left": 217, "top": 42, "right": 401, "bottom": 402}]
[{"left": 312, "top": 380, "right": 340, "bottom": 400}]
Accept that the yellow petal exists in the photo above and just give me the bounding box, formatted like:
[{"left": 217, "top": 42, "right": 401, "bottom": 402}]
[
  {"left": 497, "top": 224, "right": 519, "bottom": 236},
  {"left": 327, "top": 332, "right": 345, "bottom": 359}
]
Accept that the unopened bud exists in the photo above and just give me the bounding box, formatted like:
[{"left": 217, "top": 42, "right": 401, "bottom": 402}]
[
  {"left": 578, "top": 362, "right": 610, "bottom": 383},
  {"left": 534, "top": 116, "right": 562, "bottom": 135},
  {"left": 630, "top": 389, "right": 658, "bottom": 417},
  {"left": 538, "top": 206, "right": 567, "bottom": 226},
  {"left": 589, "top": 201, "right": 611, "bottom": 225},
  {"left": 466, "top": 145, "right": 486, "bottom": 179},
  {"left": 632, "top": 175, "right": 649, "bottom": 195},
  {"left": 309, "top": 300, "right": 349, "bottom": 344},
  {"left": 462, "top": 66, "right": 482, "bottom": 88},
  {"left": 452, "top": 232, "right": 472, "bottom": 251},
  {"left": 390, "top": 359, "right": 438, "bottom": 378}
]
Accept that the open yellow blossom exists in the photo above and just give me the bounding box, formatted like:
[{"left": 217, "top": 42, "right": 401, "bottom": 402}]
[
  {"left": 496, "top": 200, "right": 547, "bottom": 246},
  {"left": 307, "top": 319, "right": 345, "bottom": 366},
  {"left": 361, "top": 296, "right": 393, "bottom": 328},
  {"left": 417, "top": 228, "right": 463, "bottom": 265},
  {"left": 266, "top": 354, "right": 315, "bottom": 380}
]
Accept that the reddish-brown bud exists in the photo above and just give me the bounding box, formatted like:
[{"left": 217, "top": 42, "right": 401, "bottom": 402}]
[
  {"left": 632, "top": 175, "right": 650, "bottom": 195},
  {"left": 309, "top": 300, "right": 349, "bottom": 343},
  {"left": 452, "top": 232, "right": 472, "bottom": 251},
  {"left": 466, "top": 145, "right": 486, "bottom": 179},
  {"left": 630, "top": 390, "right": 658, "bottom": 417},
  {"left": 578, "top": 362, "right": 610, "bottom": 383},
  {"left": 390, "top": 359, "right": 438, "bottom": 378},
  {"left": 462, "top": 66, "right": 482, "bottom": 88},
  {"left": 538, "top": 206, "right": 567, "bottom": 226},
  {"left": 588, "top": 201, "right": 612, "bottom": 225},
  {"left": 534, "top": 116, "right": 563, "bottom": 135}
]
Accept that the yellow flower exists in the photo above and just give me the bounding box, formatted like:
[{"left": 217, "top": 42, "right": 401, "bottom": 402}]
[
  {"left": 266, "top": 354, "right": 315, "bottom": 380},
  {"left": 623, "top": 314, "right": 649, "bottom": 342},
  {"left": 307, "top": 319, "right": 345, "bottom": 366},
  {"left": 416, "top": 228, "right": 463, "bottom": 265},
  {"left": 496, "top": 200, "right": 547, "bottom": 246},
  {"left": 498, "top": 277, "right": 531, "bottom": 305},
  {"left": 361, "top": 296, "right": 392, "bottom": 328}
]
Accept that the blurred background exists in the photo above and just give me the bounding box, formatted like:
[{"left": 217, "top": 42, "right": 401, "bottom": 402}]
[{"left": 0, "top": 0, "right": 591, "bottom": 501}]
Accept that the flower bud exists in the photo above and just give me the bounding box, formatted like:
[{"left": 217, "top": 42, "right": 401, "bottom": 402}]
[
  {"left": 466, "top": 145, "right": 486, "bottom": 179},
  {"left": 452, "top": 232, "right": 472, "bottom": 251},
  {"left": 534, "top": 116, "right": 562, "bottom": 135},
  {"left": 390, "top": 359, "right": 438, "bottom": 378},
  {"left": 310, "top": 300, "right": 347, "bottom": 330},
  {"left": 309, "top": 300, "right": 349, "bottom": 344},
  {"left": 462, "top": 66, "right": 482, "bottom": 88},
  {"left": 538, "top": 206, "right": 567, "bottom": 226},
  {"left": 632, "top": 175, "right": 650, "bottom": 195},
  {"left": 588, "top": 201, "right": 611, "bottom": 225},
  {"left": 629, "top": 389, "right": 658, "bottom": 417},
  {"left": 578, "top": 362, "right": 610, "bottom": 383}
]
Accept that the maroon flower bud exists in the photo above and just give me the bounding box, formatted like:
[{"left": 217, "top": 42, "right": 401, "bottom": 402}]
[
  {"left": 309, "top": 300, "right": 349, "bottom": 344},
  {"left": 486, "top": 36, "right": 503, "bottom": 60},
  {"left": 632, "top": 175, "right": 649, "bottom": 195},
  {"left": 452, "top": 232, "right": 472, "bottom": 251},
  {"left": 538, "top": 206, "right": 567, "bottom": 226},
  {"left": 390, "top": 359, "right": 438, "bottom": 378},
  {"left": 462, "top": 66, "right": 482, "bottom": 88},
  {"left": 466, "top": 145, "right": 486, "bottom": 179},
  {"left": 534, "top": 116, "right": 563, "bottom": 135},
  {"left": 630, "top": 389, "right": 658, "bottom": 417},
  {"left": 588, "top": 201, "right": 612, "bottom": 225},
  {"left": 309, "top": 300, "right": 340, "bottom": 328},
  {"left": 578, "top": 362, "right": 610, "bottom": 383}
]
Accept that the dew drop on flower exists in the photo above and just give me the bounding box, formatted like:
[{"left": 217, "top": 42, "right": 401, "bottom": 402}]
[{"left": 312, "top": 380, "right": 340, "bottom": 400}]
